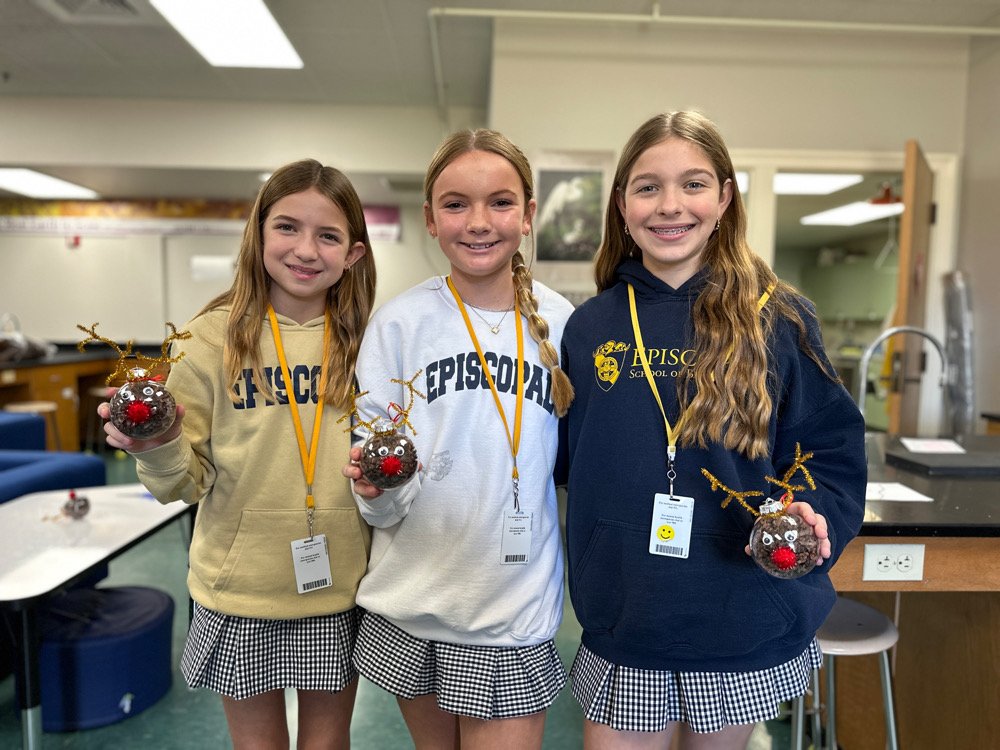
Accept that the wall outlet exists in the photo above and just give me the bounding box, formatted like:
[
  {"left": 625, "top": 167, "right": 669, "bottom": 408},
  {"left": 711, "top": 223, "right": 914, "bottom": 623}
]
[{"left": 862, "top": 543, "right": 925, "bottom": 581}]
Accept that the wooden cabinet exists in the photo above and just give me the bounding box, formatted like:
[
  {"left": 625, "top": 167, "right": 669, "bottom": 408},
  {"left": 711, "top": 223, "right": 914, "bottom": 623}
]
[
  {"left": 0, "top": 355, "right": 116, "bottom": 451},
  {"left": 828, "top": 537, "right": 1000, "bottom": 749}
]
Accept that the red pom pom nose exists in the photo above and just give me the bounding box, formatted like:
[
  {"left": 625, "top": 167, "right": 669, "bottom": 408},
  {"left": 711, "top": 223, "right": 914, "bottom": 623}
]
[
  {"left": 126, "top": 401, "right": 152, "bottom": 424},
  {"left": 380, "top": 455, "right": 403, "bottom": 476},
  {"left": 770, "top": 546, "right": 798, "bottom": 570}
]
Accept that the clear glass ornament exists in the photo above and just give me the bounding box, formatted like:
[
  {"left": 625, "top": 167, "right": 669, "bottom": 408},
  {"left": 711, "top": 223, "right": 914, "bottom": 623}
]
[
  {"left": 108, "top": 367, "right": 176, "bottom": 440},
  {"left": 748, "top": 498, "right": 819, "bottom": 579},
  {"left": 359, "top": 424, "right": 418, "bottom": 489}
]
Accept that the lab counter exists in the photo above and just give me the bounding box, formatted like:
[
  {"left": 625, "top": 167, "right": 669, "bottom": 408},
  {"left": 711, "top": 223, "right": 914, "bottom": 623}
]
[
  {"left": 824, "top": 433, "right": 1000, "bottom": 749},
  {"left": 0, "top": 349, "right": 117, "bottom": 451}
]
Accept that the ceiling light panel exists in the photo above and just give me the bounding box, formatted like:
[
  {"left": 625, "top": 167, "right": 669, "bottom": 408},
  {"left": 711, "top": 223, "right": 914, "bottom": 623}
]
[
  {"left": 149, "top": 0, "right": 303, "bottom": 69},
  {"left": 0, "top": 169, "right": 98, "bottom": 199},
  {"left": 799, "top": 201, "right": 905, "bottom": 226},
  {"left": 774, "top": 173, "right": 864, "bottom": 195}
]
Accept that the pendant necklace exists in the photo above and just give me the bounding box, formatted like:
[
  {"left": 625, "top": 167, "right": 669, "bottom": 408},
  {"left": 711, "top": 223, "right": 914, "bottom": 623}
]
[{"left": 468, "top": 304, "right": 512, "bottom": 334}]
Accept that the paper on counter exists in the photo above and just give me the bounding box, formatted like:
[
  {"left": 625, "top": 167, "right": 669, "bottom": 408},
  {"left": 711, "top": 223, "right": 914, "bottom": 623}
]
[
  {"left": 899, "top": 437, "right": 966, "bottom": 454},
  {"left": 866, "top": 482, "right": 934, "bottom": 502}
]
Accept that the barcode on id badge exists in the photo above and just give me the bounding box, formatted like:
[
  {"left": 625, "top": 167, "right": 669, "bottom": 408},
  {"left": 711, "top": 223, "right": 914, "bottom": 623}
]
[
  {"left": 302, "top": 578, "right": 330, "bottom": 591},
  {"left": 655, "top": 544, "right": 684, "bottom": 556},
  {"left": 504, "top": 554, "right": 527, "bottom": 563}
]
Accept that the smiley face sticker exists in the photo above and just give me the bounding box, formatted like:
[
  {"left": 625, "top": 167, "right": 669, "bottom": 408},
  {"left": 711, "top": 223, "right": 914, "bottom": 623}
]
[{"left": 656, "top": 525, "right": 675, "bottom": 542}]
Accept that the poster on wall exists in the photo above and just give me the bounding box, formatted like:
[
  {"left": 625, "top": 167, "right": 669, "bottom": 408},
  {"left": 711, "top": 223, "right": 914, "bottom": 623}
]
[{"left": 531, "top": 150, "right": 615, "bottom": 306}]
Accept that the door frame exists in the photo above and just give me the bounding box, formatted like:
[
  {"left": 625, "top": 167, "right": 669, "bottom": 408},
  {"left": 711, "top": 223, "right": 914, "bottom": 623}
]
[{"left": 731, "top": 148, "right": 960, "bottom": 436}]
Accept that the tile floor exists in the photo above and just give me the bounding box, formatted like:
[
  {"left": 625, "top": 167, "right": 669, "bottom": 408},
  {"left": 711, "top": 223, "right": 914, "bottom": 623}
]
[{"left": 0, "top": 453, "right": 796, "bottom": 748}]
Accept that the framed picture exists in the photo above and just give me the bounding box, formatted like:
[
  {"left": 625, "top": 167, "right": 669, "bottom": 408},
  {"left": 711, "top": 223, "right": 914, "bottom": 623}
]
[{"left": 530, "top": 150, "right": 615, "bottom": 305}]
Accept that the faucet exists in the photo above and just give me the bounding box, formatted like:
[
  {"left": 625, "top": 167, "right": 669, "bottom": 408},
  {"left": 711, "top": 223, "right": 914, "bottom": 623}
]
[{"left": 856, "top": 325, "right": 949, "bottom": 425}]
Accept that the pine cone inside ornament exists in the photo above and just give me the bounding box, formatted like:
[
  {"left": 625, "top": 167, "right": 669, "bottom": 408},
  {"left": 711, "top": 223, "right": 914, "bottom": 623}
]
[
  {"left": 108, "top": 368, "right": 176, "bottom": 440},
  {"left": 749, "top": 505, "right": 819, "bottom": 579},
  {"left": 359, "top": 432, "right": 418, "bottom": 489}
]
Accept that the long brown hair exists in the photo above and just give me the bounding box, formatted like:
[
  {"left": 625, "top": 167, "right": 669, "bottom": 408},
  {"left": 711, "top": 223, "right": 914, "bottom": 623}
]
[
  {"left": 200, "top": 159, "right": 376, "bottom": 410},
  {"left": 596, "top": 112, "right": 836, "bottom": 459},
  {"left": 424, "top": 129, "right": 574, "bottom": 417}
]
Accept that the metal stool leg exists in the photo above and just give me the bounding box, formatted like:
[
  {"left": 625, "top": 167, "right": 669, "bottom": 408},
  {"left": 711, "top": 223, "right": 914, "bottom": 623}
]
[
  {"left": 791, "top": 693, "right": 805, "bottom": 750},
  {"left": 810, "top": 666, "right": 823, "bottom": 747},
  {"left": 824, "top": 655, "right": 837, "bottom": 750},
  {"left": 879, "top": 650, "right": 899, "bottom": 750}
]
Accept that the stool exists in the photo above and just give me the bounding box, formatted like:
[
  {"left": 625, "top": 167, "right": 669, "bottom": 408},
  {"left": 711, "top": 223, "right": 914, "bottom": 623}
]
[
  {"left": 3, "top": 401, "right": 60, "bottom": 450},
  {"left": 83, "top": 386, "right": 110, "bottom": 454},
  {"left": 793, "top": 596, "right": 900, "bottom": 750},
  {"left": 32, "top": 586, "right": 174, "bottom": 731}
]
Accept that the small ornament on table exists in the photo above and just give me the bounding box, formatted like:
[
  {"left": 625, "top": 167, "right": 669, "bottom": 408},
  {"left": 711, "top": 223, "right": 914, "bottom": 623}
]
[
  {"left": 339, "top": 371, "right": 425, "bottom": 489},
  {"left": 62, "top": 489, "right": 90, "bottom": 519},
  {"left": 702, "top": 443, "right": 821, "bottom": 579},
  {"left": 77, "top": 322, "right": 191, "bottom": 440}
]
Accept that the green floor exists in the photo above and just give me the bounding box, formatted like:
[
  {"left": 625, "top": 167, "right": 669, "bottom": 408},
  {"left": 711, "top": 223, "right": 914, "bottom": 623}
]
[{"left": 1, "top": 453, "right": 794, "bottom": 748}]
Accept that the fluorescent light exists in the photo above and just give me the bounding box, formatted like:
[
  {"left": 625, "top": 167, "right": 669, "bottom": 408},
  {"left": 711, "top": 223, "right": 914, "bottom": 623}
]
[
  {"left": 0, "top": 169, "right": 98, "bottom": 199},
  {"left": 800, "top": 201, "right": 904, "bottom": 226},
  {"left": 150, "top": 0, "right": 303, "bottom": 69},
  {"left": 735, "top": 171, "right": 749, "bottom": 193},
  {"left": 774, "top": 173, "right": 863, "bottom": 195}
]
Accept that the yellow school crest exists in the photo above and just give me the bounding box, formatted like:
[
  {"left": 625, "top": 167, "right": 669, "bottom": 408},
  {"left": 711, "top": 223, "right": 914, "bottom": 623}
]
[{"left": 593, "top": 340, "right": 630, "bottom": 392}]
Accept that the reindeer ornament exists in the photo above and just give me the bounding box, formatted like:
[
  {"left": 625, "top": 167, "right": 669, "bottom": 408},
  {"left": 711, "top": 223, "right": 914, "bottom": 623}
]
[
  {"left": 703, "top": 444, "right": 821, "bottom": 579},
  {"left": 77, "top": 323, "right": 191, "bottom": 441},
  {"left": 339, "top": 371, "right": 425, "bottom": 490}
]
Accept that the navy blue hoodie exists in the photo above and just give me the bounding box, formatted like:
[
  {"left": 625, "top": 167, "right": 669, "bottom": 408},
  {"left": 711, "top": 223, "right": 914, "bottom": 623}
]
[{"left": 561, "top": 260, "right": 866, "bottom": 672}]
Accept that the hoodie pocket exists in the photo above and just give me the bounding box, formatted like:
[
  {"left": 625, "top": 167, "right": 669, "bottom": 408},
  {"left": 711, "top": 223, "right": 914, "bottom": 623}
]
[{"left": 212, "top": 508, "right": 369, "bottom": 600}]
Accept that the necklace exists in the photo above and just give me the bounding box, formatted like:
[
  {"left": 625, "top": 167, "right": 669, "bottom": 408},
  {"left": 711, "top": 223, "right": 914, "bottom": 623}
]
[{"left": 468, "top": 304, "right": 513, "bottom": 334}]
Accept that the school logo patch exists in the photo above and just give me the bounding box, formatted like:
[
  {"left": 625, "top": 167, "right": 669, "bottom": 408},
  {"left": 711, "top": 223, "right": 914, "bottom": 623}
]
[{"left": 593, "top": 340, "right": 630, "bottom": 392}]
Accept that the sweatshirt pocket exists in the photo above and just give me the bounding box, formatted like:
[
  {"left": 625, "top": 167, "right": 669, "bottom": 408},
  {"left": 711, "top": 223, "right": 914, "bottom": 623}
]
[
  {"left": 572, "top": 519, "right": 796, "bottom": 658},
  {"left": 211, "top": 508, "right": 369, "bottom": 601}
]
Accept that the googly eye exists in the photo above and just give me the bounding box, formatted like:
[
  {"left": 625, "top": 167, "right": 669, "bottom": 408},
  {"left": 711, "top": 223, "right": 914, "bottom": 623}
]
[
  {"left": 142, "top": 386, "right": 154, "bottom": 396},
  {"left": 377, "top": 446, "right": 389, "bottom": 456},
  {"left": 761, "top": 532, "right": 775, "bottom": 546},
  {"left": 784, "top": 530, "right": 799, "bottom": 543},
  {"left": 393, "top": 445, "right": 405, "bottom": 456}
]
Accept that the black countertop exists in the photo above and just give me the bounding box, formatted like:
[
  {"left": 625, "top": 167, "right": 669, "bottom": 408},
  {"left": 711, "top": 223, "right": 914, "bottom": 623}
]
[
  {"left": 862, "top": 433, "right": 1000, "bottom": 537},
  {"left": 0, "top": 347, "right": 117, "bottom": 370}
]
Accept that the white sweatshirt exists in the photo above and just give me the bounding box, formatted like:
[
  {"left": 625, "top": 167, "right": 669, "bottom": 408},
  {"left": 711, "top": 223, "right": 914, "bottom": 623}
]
[{"left": 351, "top": 276, "right": 573, "bottom": 648}]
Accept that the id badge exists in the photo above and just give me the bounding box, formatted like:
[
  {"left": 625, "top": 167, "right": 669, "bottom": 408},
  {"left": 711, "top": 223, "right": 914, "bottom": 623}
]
[
  {"left": 649, "top": 494, "right": 694, "bottom": 558},
  {"left": 291, "top": 533, "right": 333, "bottom": 594},
  {"left": 500, "top": 512, "right": 533, "bottom": 565}
]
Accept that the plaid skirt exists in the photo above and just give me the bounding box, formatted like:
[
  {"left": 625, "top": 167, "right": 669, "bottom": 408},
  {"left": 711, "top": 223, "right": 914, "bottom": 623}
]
[
  {"left": 571, "top": 639, "right": 822, "bottom": 734},
  {"left": 181, "top": 603, "right": 362, "bottom": 700},
  {"left": 353, "top": 611, "right": 567, "bottom": 720}
]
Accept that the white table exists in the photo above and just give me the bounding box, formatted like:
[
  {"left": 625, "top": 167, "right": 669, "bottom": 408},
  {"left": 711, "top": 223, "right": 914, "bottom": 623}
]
[{"left": 0, "top": 484, "right": 193, "bottom": 750}]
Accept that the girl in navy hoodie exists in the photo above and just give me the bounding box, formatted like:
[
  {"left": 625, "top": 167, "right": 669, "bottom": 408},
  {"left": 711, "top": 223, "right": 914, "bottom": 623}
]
[{"left": 560, "top": 111, "right": 866, "bottom": 748}]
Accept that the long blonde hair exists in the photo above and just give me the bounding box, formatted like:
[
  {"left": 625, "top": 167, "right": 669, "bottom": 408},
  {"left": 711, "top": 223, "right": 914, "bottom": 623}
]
[
  {"left": 200, "top": 159, "right": 376, "bottom": 410},
  {"left": 596, "top": 112, "right": 836, "bottom": 459},
  {"left": 424, "top": 129, "right": 575, "bottom": 417}
]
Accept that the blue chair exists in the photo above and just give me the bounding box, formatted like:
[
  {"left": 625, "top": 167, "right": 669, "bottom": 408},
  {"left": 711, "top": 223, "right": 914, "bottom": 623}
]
[{"left": 0, "top": 450, "right": 106, "bottom": 505}]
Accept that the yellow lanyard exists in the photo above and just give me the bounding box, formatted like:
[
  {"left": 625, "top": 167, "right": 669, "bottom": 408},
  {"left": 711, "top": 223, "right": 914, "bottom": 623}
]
[
  {"left": 267, "top": 304, "right": 331, "bottom": 538},
  {"left": 446, "top": 276, "right": 525, "bottom": 512},
  {"left": 627, "top": 282, "right": 774, "bottom": 492}
]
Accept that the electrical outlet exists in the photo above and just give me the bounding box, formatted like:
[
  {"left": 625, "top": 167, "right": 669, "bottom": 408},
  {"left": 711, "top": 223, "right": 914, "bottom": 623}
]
[{"left": 862, "top": 543, "right": 925, "bottom": 581}]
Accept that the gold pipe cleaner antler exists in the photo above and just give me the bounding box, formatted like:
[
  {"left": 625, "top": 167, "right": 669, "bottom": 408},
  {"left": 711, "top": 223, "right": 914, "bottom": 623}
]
[
  {"left": 338, "top": 369, "right": 426, "bottom": 436},
  {"left": 700, "top": 468, "right": 765, "bottom": 516},
  {"left": 703, "top": 443, "right": 816, "bottom": 516},
  {"left": 763, "top": 443, "right": 816, "bottom": 507},
  {"left": 77, "top": 322, "right": 191, "bottom": 385}
]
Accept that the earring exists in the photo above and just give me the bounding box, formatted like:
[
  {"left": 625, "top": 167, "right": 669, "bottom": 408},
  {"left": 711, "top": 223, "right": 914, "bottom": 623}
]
[
  {"left": 715, "top": 219, "right": 721, "bottom": 232},
  {"left": 624, "top": 224, "right": 630, "bottom": 236}
]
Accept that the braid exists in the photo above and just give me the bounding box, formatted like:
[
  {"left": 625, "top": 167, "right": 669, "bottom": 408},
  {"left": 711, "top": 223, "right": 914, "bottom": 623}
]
[{"left": 512, "top": 251, "right": 575, "bottom": 417}]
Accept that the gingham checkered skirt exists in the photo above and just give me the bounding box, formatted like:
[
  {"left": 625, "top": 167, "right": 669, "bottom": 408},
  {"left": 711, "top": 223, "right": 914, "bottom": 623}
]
[
  {"left": 353, "top": 612, "right": 567, "bottom": 720},
  {"left": 180, "top": 603, "right": 362, "bottom": 699},
  {"left": 571, "top": 639, "right": 822, "bottom": 734}
]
